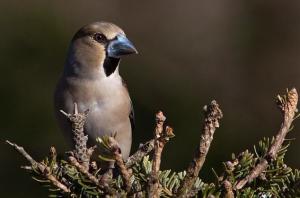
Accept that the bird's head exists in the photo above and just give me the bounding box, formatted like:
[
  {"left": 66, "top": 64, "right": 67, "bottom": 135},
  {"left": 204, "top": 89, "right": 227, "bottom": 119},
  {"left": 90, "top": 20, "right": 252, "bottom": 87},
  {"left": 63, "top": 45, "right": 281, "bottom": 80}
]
[{"left": 65, "top": 22, "right": 138, "bottom": 78}]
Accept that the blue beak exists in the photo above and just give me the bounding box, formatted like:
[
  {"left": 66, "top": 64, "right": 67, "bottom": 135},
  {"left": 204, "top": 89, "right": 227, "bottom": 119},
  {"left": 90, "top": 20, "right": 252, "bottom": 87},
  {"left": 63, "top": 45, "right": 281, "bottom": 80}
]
[{"left": 107, "top": 35, "right": 138, "bottom": 58}]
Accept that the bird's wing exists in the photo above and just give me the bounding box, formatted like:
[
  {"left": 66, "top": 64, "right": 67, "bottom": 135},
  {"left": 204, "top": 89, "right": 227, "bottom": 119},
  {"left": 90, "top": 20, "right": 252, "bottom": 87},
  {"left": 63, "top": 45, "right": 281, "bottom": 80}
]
[
  {"left": 121, "top": 78, "right": 135, "bottom": 131},
  {"left": 129, "top": 100, "right": 135, "bottom": 131}
]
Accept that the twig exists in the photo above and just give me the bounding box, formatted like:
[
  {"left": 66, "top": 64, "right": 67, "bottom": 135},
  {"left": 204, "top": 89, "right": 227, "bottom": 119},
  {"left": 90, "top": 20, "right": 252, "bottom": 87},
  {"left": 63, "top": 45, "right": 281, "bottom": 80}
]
[
  {"left": 99, "top": 168, "right": 113, "bottom": 187},
  {"left": 107, "top": 136, "right": 132, "bottom": 193},
  {"left": 60, "top": 103, "right": 92, "bottom": 171},
  {"left": 21, "top": 165, "right": 33, "bottom": 170},
  {"left": 126, "top": 139, "right": 155, "bottom": 168},
  {"left": 185, "top": 187, "right": 202, "bottom": 198},
  {"left": 69, "top": 156, "right": 117, "bottom": 196},
  {"left": 235, "top": 88, "right": 298, "bottom": 190},
  {"left": 49, "top": 146, "right": 59, "bottom": 170},
  {"left": 177, "top": 100, "right": 223, "bottom": 197},
  {"left": 49, "top": 146, "right": 57, "bottom": 162},
  {"left": 69, "top": 156, "right": 100, "bottom": 186},
  {"left": 223, "top": 180, "right": 234, "bottom": 198},
  {"left": 6, "top": 140, "right": 70, "bottom": 193},
  {"left": 148, "top": 111, "right": 168, "bottom": 198}
]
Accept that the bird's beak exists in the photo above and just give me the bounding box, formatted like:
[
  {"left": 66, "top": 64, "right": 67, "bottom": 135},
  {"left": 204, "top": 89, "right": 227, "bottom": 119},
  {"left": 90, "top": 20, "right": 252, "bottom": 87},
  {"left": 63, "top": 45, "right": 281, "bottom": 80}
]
[{"left": 107, "top": 35, "right": 138, "bottom": 58}]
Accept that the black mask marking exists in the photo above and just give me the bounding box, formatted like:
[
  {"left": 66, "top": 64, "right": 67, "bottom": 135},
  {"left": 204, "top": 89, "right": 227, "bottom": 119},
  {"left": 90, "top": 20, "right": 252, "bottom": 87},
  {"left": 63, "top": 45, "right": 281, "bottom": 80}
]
[{"left": 103, "top": 57, "right": 120, "bottom": 77}]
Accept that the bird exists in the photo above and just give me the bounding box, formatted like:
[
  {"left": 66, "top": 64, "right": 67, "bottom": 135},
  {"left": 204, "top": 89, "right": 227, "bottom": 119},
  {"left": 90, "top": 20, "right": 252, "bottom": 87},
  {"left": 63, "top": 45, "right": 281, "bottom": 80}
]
[{"left": 54, "top": 22, "right": 138, "bottom": 159}]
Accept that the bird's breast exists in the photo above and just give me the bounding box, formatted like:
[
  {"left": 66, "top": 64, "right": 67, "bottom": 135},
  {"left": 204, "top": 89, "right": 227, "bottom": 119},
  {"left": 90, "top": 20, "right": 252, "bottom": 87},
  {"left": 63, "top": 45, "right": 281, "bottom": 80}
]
[
  {"left": 72, "top": 77, "right": 131, "bottom": 114},
  {"left": 58, "top": 76, "right": 132, "bottom": 137},
  {"left": 54, "top": 74, "right": 133, "bottom": 159}
]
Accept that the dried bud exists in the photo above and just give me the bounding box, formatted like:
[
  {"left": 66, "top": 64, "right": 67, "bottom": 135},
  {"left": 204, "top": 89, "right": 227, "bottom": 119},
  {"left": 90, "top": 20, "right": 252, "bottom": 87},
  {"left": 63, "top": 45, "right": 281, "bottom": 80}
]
[
  {"left": 156, "top": 111, "right": 166, "bottom": 123},
  {"left": 165, "top": 126, "right": 175, "bottom": 138},
  {"left": 91, "top": 161, "right": 98, "bottom": 171}
]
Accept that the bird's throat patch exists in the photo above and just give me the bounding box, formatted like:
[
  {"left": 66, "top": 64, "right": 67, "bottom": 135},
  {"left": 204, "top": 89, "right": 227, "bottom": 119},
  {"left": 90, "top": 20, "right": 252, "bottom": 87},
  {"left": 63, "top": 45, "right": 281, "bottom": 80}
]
[{"left": 103, "top": 57, "right": 120, "bottom": 77}]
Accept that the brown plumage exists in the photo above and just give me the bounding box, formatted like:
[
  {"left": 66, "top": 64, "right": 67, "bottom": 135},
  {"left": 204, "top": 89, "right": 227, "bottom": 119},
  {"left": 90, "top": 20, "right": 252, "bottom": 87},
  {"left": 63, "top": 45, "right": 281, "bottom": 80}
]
[{"left": 54, "top": 22, "right": 137, "bottom": 159}]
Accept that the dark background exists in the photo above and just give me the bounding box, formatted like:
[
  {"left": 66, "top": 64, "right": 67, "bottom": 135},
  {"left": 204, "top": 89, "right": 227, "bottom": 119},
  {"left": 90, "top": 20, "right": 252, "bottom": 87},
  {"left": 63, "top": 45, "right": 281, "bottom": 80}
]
[{"left": 1, "top": 0, "right": 300, "bottom": 197}]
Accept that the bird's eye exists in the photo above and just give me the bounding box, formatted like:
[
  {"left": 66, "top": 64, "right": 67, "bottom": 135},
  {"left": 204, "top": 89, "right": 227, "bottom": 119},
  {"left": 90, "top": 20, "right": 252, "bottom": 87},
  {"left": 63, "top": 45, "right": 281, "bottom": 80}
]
[{"left": 93, "top": 33, "right": 107, "bottom": 43}]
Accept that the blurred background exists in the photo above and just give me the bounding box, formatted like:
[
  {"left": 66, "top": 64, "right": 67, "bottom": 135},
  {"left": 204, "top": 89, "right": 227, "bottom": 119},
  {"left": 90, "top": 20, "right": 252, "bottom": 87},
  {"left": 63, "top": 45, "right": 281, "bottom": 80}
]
[{"left": 1, "top": 0, "right": 300, "bottom": 197}]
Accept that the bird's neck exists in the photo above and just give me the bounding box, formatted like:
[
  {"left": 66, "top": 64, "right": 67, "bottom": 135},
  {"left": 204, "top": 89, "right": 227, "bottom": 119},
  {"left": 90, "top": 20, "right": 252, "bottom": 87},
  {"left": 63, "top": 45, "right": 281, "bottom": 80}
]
[{"left": 63, "top": 47, "right": 121, "bottom": 79}]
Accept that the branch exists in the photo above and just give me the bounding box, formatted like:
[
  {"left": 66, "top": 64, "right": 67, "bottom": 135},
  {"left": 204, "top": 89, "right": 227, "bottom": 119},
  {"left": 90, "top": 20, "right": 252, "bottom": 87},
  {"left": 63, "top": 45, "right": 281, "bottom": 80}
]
[
  {"left": 235, "top": 88, "right": 298, "bottom": 189},
  {"left": 223, "top": 180, "right": 234, "bottom": 198},
  {"left": 125, "top": 139, "right": 155, "bottom": 168},
  {"left": 107, "top": 137, "right": 132, "bottom": 193},
  {"left": 68, "top": 156, "right": 101, "bottom": 186},
  {"left": 69, "top": 155, "right": 120, "bottom": 196},
  {"left": 60, "top": 103, "right": 93, "bottom": 171},
  {"left": 177, "top": 100, "right": 223, "bottom": 197},
  {"left": 148, "top": 111, "right": 166, "bottom": 198},
  {"left": 148, "top": 111, "right": 174, "bottom": 198},
  {"left": 6, "top": 140, "right": 70, "bottom": 193}
]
